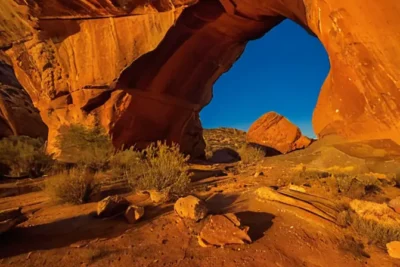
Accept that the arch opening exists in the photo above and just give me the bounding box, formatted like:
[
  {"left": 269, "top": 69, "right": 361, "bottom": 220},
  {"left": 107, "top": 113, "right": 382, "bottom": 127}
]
[
  {"left": 112, "top": 0, "right": 329, "bottom": 157},
  {"left": 200, "top": 19, "right": 330, "bottom": 139}
]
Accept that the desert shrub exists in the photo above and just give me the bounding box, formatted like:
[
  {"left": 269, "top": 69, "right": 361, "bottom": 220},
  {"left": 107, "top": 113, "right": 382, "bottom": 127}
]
[
  {"left": 339, "top": 235, "right": 370, "bottom": 259},
  {"left": 134, "top": 141, "right": 190, "bottom": 195},
  {"left": 204, "top": 139, "right": 213, "bottom": 160},
  {"left": 348, "top": 200, "right": 400, "bottom": 247},
  {"left": 109, "top": 147, "right": 143, "bottom": 181},
  {"left": 349, "top": 212, "right": 400, "bottom": 247},
  {"left": 0, "top": 136, "right": 54, "bottom": 177},
  {"left": 291, "top": 169, "right": 331, "bottom": 186},
  {"left": 238, "top": 145, "right": 265, "bottom": 165},
  {"left": 55, "top": 124, "right": 114, "bottom": 172},
  {"left": 335, "top": 173, "right": 356, "bottom": 193},
  {"left": 334, "top": 173, "right": 381, "bottom": 197},
  {"left": 44, "top": 167, "right": 100, "bottom": 204}
]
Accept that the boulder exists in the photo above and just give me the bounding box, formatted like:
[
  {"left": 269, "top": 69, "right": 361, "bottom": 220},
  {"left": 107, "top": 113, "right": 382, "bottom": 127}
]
[
  {"left": 174, "top": 195, "right": 208, "bottom": 221},
  {"left": 387, "top": 241, "right": 400, "bottom": 259},
  {"left": 388, "top": 197, "right": 400, "bottom": 214},
  {"left": 124, "top": 205, "right": 145, "bottom": 224},
  {"left": 0, "top": 0, "right": 399, "bottom": 158},
  {"left": 246, "top": 112, "right": 311, "bottom": 154},
  {"left": 0, "top": 207, "right": 28, "bottom": 234},
  {"left": 198, "top": 214, "right": 251, "bottom": 247},
  {"left": 97, "top": 196, "right": 130, "bottom": 218}
]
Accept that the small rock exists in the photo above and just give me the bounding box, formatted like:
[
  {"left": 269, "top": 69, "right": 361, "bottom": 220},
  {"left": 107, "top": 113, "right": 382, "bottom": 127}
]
[
  {"left": 69, "top": 240, "right": 90, "bottom": 248},
  {"left": 0, "top": 207, "right": 27, "bottom": 234},
  {"left": 198, "top": 214, "right": 251, "bottom": 247},
  {"left": 254, "top": 171, "right": 264, "bottom": 178},
  {"left": 388, "top": 197, "right": 400, "bottom": 214},
  {"left": 387, "top": 241, "right": 400, "bottom": 259},
  {"left": 148, "top": 190, "right": 170, "bottom": 204},
  {"left": 97, "top": 196, "right": 130, "bottom": 218},
  {"left": 289, "top": 184, "right": 306, "bottom": 193},
  {"left": 124, "top": 205, "right": 145, "bottom": 224},
  {"left": 174, "top": 195, "right": 208, "bottom": 221}
]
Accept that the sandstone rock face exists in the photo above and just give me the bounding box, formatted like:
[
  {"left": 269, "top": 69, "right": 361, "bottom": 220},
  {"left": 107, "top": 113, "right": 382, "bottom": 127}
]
[
  {"left": 0, "top": 0, "right": 399, "bottom": 158},
  {"left": 97, "top": 195, "right": 130, "bottom": 218},
  {"left": 247, "top": 112, "right": 311, "bottom": 154},
  {"left": 0, "top": 56, "right": 47, "bottom": 139},
  {"left": 174, "top": 195, "right": 208, "bottom": 221}
]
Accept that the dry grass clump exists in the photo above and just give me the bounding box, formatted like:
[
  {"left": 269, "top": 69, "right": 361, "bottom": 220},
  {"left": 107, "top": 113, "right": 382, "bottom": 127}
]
[
  {"left": 55, "top": 124, "right": 114, "bottom": 172},
  {"left": 238, "top": 145, "right": 265, "bottom": 165},
  {"left": 44, "top": 167, "right": 100, "bottom": 204},
  {"left": 51, "top": 125, "right": 191, "bottom": 199},
  {"left": 291, "top": 168, "right": 330, "bottom": 186},
  {"left": 338, "top": 235, "right": 370, "bottom": 259},
  {"left": 109, "top": 147, "right": 143, "bottom": 182},
  {"left": 134, "top": 141, "right": 191, "bottom": 195},
  {"left": 347, "top": 199, "right": 400, "bottom": 246},
  {"left": 203, "top": 128, "right": 246, "bottom": 152},
  {"left": 0, "top": 136, "right": 53, "bottom": 177},
  {"left": 290, "top": 165, "right": 383, "bottom": 198}
]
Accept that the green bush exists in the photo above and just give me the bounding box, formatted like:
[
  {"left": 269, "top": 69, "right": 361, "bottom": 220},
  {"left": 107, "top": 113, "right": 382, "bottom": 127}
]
[
  {"left": 0, "top": 136, "right": 53, "bottom": 177},
  {"left": 44, "top": 167, "right": 100, "bottom": 204},
  {"left": 55, "top": 124, "right": 114, "bottom": 172},
  {"left": 134, "top": 141, "right": 191, "bottom": 195},
  {"left": 238, "top": 145, "right": 265, "bottom": 165}
]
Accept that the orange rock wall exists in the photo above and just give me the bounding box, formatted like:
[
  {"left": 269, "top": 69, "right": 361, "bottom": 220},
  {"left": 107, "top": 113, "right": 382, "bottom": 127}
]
[{"left": 0, "top": 0, "right": 399, "bottom": 157}]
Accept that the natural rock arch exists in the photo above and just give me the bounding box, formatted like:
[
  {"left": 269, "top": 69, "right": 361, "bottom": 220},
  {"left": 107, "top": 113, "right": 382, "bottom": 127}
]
[{"left": 1, "top": 0, "right": 399, "bottom": 158}]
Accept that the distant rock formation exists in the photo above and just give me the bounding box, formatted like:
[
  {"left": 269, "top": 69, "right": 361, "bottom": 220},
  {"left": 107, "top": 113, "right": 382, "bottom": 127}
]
[
  {"left": 246, "top": 112, "right": 312, "bottom": 154},
  {"left": 0, "top": 0, "right": 399, "bottom": 158}
]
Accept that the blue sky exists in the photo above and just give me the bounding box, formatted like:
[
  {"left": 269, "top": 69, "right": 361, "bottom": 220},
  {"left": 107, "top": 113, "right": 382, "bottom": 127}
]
[{"left": 200, "top": 19, "right": 330, "bottom": 138}]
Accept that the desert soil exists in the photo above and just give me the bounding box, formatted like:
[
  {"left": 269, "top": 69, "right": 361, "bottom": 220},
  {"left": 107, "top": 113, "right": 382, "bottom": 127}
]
[{"left": 0, "top": 130, "right": 400, "bottom": 267}]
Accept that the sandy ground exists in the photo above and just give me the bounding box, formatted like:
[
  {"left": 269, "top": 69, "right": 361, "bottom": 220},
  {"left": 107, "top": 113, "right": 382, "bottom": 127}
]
[{"left": 1, "top": 139, "right": 400, "bottom": 267}]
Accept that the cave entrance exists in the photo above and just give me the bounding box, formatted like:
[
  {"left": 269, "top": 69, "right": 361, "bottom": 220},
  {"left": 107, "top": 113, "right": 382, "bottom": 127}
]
[{"left": 200, "top": 19, "right": 330, "bottom": 138}]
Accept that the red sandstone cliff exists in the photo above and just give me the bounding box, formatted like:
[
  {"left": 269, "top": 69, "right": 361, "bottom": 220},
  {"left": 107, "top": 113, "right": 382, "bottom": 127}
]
[{"left": 0, "top": 0, "right": 399, "bottom": 158}]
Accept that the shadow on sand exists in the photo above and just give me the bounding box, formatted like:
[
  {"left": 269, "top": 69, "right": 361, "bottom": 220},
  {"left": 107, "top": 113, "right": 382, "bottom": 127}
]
[
  {"left": 0, "top": 204, "right": 173, "bottom": 259},
  {"left": 235, "top": 211, "right": 275, "bottom": 242}
]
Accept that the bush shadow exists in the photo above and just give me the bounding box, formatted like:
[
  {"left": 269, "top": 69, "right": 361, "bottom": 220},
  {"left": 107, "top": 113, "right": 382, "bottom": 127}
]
[{"left": 0, "top": 204, "right": 173, "bottom": 259}]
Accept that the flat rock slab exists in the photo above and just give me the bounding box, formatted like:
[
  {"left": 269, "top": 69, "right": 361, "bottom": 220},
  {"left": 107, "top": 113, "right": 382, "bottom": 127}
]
[{"left": 198, "top": 214, "right": 251, "bottom": 247}]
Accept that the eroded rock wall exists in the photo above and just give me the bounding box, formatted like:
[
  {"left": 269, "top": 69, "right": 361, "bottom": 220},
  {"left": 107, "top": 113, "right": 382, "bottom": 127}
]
[
  {"left": 0, "top": 53, "right": 47, "bottom": 139},
  {"left": 0, "top": 0, "right": 399, "bottom": 158}
]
